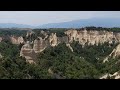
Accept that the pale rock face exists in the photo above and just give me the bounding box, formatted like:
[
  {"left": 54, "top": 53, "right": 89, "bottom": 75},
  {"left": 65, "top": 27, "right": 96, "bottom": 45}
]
[
  {"left": 20, "top": 41, "right": 36, "bottom": 63},
  {"left": 0, "top": 37, "right": 2, "bottom": 42},
  {"left": 41, "top": 30, "right": 47, "bottom": 36},
  {"left": 100, "top": 74, "right": 109, "bottom": 79},
  {"left": 10, "top": 36, "right": 18, "bottom": 44},
  {"left": 103, "top": 44, "right": 120, "bottom": 63},
  {"left": 18, "top": 36, "right": 24, "bottom": 44},
  {"left": 64, "top": 29, "right": 78, "bottom": 43},
  {"left": 114, "top": 33, "right": 120, "bottom": 43},
  {"left": 44, "top": 35, "right": 49, "bottom": 40},
  {"left": 103, "top": 57, "right": 109, "bottom": 63},
  {"left": 26, "top": 59, "right": 35, "bottom": 64},
  {"left": 20, "top": 29, "right": 120, "bottom": 63},
  {"left": 10, "top": 36, "right": 24, "bottom": 44},
  {"left": 48, "top": 68, "right": 54, "bottom": 74},
  {"left": 100, "top": 72, "right": 120, "bottom": 79},
  {"left": 110, "top": 44, "right": 120, "bottom": 58},
  {"left": 49, "top": 33, "right": 58, "bottom": 47},
  {"left": 115, "top": 75, "right": 120, "bottom": 79},
  {"left": 26, "top": 30, "right": 35, "bottom": 38},
  {"left": 33, "top": 37, "right": 47, "bottom": 53},
  {"left": 65, "top": 29, "right": 116, "bottom": 46},
  {"left": 65, "top": 29, "right": 120, "bottom": 61},
  {"left": 66, "top": 44, "right": 73, "bottom": 52}
]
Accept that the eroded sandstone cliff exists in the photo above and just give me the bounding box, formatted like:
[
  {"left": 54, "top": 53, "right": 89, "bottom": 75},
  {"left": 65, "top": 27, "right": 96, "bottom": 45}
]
[
  {"left": 20, "top": 32, "right": 70, "bottom": 63},
  {"left": 33, "top": 37, "right": 48, "bottom": 53},
  {"left": 65, "top": 29, "right": 118, "bottom": 46},
  {"left": 19, "top": 29, "right": 120, "bottom": 63},
  {"left": 100, "top": 71, "right": 120, "bottom": 79},
  {"left": 49, "top": 33, "right": 58, "bottom": 47},
  {"left": 103, "top": 43, "right": 120, "bottom": 63},
  {"left": 10, "top": 36, "right": 24, "bottom": 44},
  {"left": 20, "top": 41, "right": 36, "bottom": 64}
]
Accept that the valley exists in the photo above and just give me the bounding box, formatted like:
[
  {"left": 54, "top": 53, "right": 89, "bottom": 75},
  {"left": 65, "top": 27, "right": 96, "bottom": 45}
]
[{"left": 0, "top": 27, "right": 120, "bottom": 79}]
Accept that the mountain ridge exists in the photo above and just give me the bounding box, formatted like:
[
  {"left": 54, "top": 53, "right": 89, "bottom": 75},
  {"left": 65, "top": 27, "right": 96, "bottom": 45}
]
[{"left": 0, "top": 18, "right": 120, "bottom": 28}]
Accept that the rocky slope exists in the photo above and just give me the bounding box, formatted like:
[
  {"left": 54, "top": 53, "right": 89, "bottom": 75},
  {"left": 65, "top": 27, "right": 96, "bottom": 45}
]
[
  {"left": 103, "top": 44, "right": 120, "bottom": 63},
  {"left": 1, "top": 29, "right": 120, "bottom": 79},
  {"left": 100, "top": 71, "right": 120, "bottom": 79},
  {"left": 10, "top": 36, "right": 24, "bottom": 44},
  {"left": 64, "top": 29, "right": 117, "bottom": 46},
  {"left": 10, "top": 29, "right": 120, "bottom": 63},
  {"left": 0, "top": 35, "right": 24, "bottom": 44},
  {"left": 20, "top": 41, "right": 36, "bottom": 64},
  {"left": 33, "top": 37, "right": 48, "bottom": 53}
]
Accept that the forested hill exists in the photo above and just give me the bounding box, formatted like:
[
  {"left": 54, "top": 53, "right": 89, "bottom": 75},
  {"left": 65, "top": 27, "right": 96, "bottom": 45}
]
[{"left": 0, "top": 27, "right": 120, "bottom": 79}]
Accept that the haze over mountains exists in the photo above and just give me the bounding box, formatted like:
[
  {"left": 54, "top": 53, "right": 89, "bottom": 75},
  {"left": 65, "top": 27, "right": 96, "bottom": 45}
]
[
  {"left": 0, "top": 23, "right": 33, "bottom": 28},
  {"left": 0, "top": 18, "right": 120, "bottom": 28}
]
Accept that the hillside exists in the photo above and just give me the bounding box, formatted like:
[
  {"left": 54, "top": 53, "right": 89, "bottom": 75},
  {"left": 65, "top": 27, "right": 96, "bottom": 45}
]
[{"left": 0, "top": 27, "right": 120, "bottom": 79}]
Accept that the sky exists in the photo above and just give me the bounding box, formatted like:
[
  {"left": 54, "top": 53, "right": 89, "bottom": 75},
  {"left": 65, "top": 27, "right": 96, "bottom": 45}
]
[{"left": 0, "top": 11, "right": 120, "bottom": 26}]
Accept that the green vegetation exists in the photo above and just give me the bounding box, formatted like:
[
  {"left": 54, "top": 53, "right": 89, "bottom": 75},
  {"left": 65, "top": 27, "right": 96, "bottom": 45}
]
[
  {"left": 0, "top": 29, "right": 27, "bottom": 37},
  {"left": 0, "top": 40, "right": 119, "bottom": 79},
  {"left": 37, "top": 43, "right": 99, "bottom": 79},
  {"left": 33, "top": 28, "right": 67, "bottom": 37},
  {"left": 0, "top": 40, "right": 51, "bottom": 79},
  {"left": 0, "top": 27, "right": 120, "bottom": 79},
  {"left": 83, "top": 26, "right": 120, "bottom": 32}
]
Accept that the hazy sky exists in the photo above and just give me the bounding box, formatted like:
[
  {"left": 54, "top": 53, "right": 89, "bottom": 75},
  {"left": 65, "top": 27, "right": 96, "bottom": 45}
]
[{"left": 0, "top": 11, "right": 120, "bottom": 26}]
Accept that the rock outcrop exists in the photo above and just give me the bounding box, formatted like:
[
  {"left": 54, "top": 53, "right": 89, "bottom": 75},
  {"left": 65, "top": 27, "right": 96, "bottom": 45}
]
[
  {"left": 20, "top": 32, "right": 70, "bottom": 63},
  {"left": 26, "top": 30, "right": 35, "bottom": 38},
  {"left": 103, "top": 44, "right": 120, "bottom": 63},
  {"left": 109, "top": 44, "right": 120, "bottom": 59},
  {"left": 100, "top": 73, "right": 109, "bottom": 79},
  {"left": 65, "top": 29, "right": 117, "bottom": 46},
  {"left": 0, "top": 37, "right": 2, "bottom": 42},
  {"left": 20, "top": 29, "right": 120, "bottom": 63},
  {"left": 20, "top": 41, "right": 36, "bottom": 63},
  {"left": 65, "top": 29, "right": 120, "bottom": 60},
  {"left": 100, "top": 71, "right": 120, "bottom": 79},
  {"left": 33, "top": 37, "right": 47, "bottom": 53},
  {"left": 66, "top": 44, "right": 73, "bottom": 52},
  {"left": 41, "top": 30, "right": 48, "bottom": 36},
  {"left": 49, "top": 33, "right": 58, "bottom": 47},
  {"left": 10, "top": 36, "right": 24, "bottom": 44}
]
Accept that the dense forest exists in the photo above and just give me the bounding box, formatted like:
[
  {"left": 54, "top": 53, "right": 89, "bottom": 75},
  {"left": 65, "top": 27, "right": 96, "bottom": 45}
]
[{"left": 0, "top": 27, "right": 120, "bottom": 79}]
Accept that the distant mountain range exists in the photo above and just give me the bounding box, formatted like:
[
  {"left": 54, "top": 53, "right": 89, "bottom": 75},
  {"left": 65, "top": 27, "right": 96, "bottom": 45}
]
[
  {"left": 0, "top": 23, "right": 33, "bottom": 28},
  {"left": 0, "top": 18, "right": 120, "bottom": 28}
]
